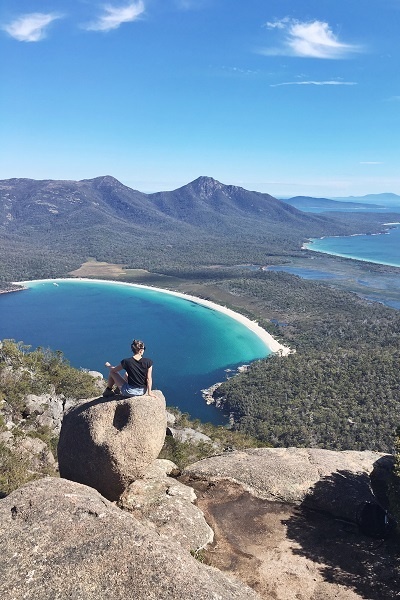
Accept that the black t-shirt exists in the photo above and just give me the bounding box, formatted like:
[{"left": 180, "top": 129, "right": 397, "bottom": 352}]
[{"left": 121, "top": 356, "right": 153, "bottom": 388}]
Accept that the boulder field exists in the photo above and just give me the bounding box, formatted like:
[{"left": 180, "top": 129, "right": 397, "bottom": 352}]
[{"left": 0, "top": 476, "right": 259, "bottom": 600}]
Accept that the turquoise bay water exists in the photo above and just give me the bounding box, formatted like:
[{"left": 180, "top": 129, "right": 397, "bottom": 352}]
[
  {"left": 0, "top": 279, "right": 271, "bottom": 424},
  {"left": 305, "top": 225, "right": 400, "bottom": 268}
]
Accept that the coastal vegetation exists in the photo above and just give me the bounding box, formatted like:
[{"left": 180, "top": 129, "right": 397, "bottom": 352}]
[
  {"left": 159, "top": 409, "right": 262, "bottom": 469},
  {"left": 211, "top": 271, "right": 400, "bottom": 452},
  {"left": 0, "top": 339, "right": 100, "bottom": 417},
  {"left": 0, "top": 340, "right": 101, "bottom": 496},
  {"left": 389, "top": 429, "right": 400, "bottom": 530}
]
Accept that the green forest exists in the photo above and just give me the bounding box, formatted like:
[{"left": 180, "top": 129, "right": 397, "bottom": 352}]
[{"left": 211, "top": 271, "right": 400, "bottom": 452}]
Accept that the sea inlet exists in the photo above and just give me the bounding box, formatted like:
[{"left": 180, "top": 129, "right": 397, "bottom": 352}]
[{"left": 0, "top": 279, "right": 273, "bottom": 424}]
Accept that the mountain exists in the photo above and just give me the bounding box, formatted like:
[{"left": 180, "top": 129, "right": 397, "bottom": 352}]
[
  {"left": 151, "top": 176, "right": 299, "bottom": 222},
  {"left": 281, "top": 196, "right": 381, "bottom": 211},
  {"left": 148, "top": 176, "right": 335, "bottom": 232},
  {"left": 0, "top": 175, "right": 179, "bottom": 232},
  {"left": 0, "top": 175, "right": 390, "bottom": 280},
  {"left": 0, "top": 175, "right": 331, "bottom": 234},
  {"left": 332, "top": 193, "right": 400, "bottom": 205}
]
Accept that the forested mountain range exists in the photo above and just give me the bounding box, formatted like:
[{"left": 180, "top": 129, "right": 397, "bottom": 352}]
[
  {"left": 0, "top": 175, "right": 340, "bottom": 234},
  {"left": 0, "top": 175, "right": 395, "bottom": 281}
]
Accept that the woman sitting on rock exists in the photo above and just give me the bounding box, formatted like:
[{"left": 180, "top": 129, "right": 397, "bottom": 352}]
[{"left": 103, "top": 339, "right": 155, "bottom": 398}]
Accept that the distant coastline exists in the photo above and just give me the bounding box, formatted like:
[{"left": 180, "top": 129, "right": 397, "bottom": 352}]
[
  {"left": 14, "top": 277, "right": 292, "bottom": 357},
  {"left": 303, "top": 224, "right": 400, "bottom": 269}
]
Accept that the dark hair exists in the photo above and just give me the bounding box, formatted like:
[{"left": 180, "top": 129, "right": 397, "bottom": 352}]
[{"left": 131, "top": 339, "right": 145, "bottom": 352}]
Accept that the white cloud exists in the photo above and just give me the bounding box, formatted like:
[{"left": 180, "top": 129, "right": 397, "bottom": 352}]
[
  {"left": 85, "top": 1, "right": 145, "bottom": 32},
  {"left": 271, "top": 80, "right": 357, "bottom": 87},
  {"left": 3, "top": 12, "right": 62, "bottom": 42},
  {"left": 359, "top": 161, "right": 383, "bottom": 165},
  {"left": 262, "top": 19, "right": 362, "bottom": 59}
]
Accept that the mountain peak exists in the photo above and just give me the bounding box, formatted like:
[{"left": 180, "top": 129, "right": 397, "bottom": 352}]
[
  {"left": 188, "top": 176, "right": 225, "bottom": 197},
  {"left": 83, "top": 175, "right": 123, "bottom": 188}
]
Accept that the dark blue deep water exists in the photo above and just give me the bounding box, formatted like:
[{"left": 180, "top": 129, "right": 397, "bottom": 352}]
[{"left": 0, "top": 279, "right": 271, "bottom": 424}]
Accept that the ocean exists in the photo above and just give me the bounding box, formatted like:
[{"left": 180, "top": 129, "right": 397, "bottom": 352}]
[
  {"left": 0, "top": 279, "right": 271, "bottom": 424},
  {"left": 266, "top": 220, "right": 400, "bottom": 310},
  {"left": 305, "top": 225, "right": 400, "bottom": 269}
]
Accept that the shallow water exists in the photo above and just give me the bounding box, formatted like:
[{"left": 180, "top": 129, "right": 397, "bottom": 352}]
[{"left": 305, "top": 226, "right": 400, "bottom": 268}]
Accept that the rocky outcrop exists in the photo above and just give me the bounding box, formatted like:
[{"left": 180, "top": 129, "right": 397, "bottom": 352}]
[
  {"left": 168, "top": 426, "right": 215, "bottom": 445},
  {"left": 22, "top": 393, "right": 72, "bottom": 433},
  {"left": 0, "top": 477, "right": 260, "bottom": 600},
  {"left": 183, "top": 448, "right": 397, "bottom": 600},
  {"left": 2, "top": 391, "right": 70, "bottom": 436},
  {"left": 166, "top": 410, "right": 177, "bottom": 425},
  {"left": 118, "top": 459, "right": 214, "bottom": 551},
  {"left": 58, "top": 391, "right": 167, "bottom": 500},
  {"left": 183, "top": 447, "right": 391, "bottom": 504},
  {"left": 0, "top": 427, "right": 57, "bottom": 483},
  {"left": 4, "top": 370, "right": 104, "bottom": 436}
]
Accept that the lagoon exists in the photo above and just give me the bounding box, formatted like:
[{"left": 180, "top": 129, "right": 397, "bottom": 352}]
[{"left": 0, "top": 279, "right": 274, "bottom": 424}]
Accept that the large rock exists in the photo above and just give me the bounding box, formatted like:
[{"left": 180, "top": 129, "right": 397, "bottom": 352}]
[
  {"left": 182, "top": 449, "right": 397, "bottom": 599},
  {"left": 183, "top": 447, "right": 390, "bottom": 505},
  {"left": 0, "top": 477, "right": 260, "bottom": 600},
  {"left": 119, "top": 459, "right": 214, "bottom": 551},
  {"left": 58, "top": 390, "right": 167, "bottom": 500}
]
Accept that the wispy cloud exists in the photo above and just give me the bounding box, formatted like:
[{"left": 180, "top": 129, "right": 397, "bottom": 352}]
[
  {"left": 264, "top": 17, "right": 291, "bottom": 30},
  {"left": 221, "top": 66, "right": 259, "bottom": 76},
  {"left": 175, "top": 0, "right": 208, "bottom": 8},
  {"left": 359, "top": 161, "right": 383, "bottom": 165},
  {"left": 84, "top": 1, "right": 145, "bottom": 32},
  {"left": 2, "top": 12, "right": 62, "bottom": 42},
  {"left": 261, "top": 19, "right": 362, "bottom": 59},
  {"left": 271, "top": 80, "right": 357, "bottom": 87}
]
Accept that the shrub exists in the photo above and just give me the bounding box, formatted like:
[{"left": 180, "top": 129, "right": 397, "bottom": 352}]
[
  {"left": 389, "top": 428, "right": 400, "bottom": 530},
  {"left": 0, "top": 442, "right": 35, "bottom": 498},
  {"left": 0, "top": 339, "right": 100, "bottom": 496},
  {"left": 160, "top": 410, "right": 262, "bottom": 469},
  {"left": 0, "top": 339, "right": 100, "bottom": 419}
]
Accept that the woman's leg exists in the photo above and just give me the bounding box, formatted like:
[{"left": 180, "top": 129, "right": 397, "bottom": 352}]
[{"left": 107, "top": 370, "right": 126, "bottom": 389}]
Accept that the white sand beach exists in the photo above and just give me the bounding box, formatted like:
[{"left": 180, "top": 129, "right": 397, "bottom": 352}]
[{"left": 14, "top": 278, "right": 292, "bottom": 357}]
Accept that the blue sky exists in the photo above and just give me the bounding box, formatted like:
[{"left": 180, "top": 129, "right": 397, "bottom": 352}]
[{"left": 1, "top": 0, "right": 399, "bottom": 197}]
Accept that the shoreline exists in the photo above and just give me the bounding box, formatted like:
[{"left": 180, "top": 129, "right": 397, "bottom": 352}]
[
  {"left": 13, "top": 277, "right": 292, "bottom": 357},
  {"left": 303, "top": 223, "right": 400, "bottom": 269},
  {"left": 0, "top": 286, "right": 25, "bottom": 295},
  {"left": 304, "top": 243, "right": 400, "bottom": 269}
]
